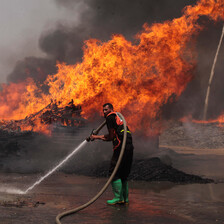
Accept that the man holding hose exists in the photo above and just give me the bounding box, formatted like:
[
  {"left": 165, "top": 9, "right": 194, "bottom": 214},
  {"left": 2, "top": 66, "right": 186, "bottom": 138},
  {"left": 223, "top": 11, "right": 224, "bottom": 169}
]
[{"left": 90, "top": 103, "right": 134, "bottom": 205}]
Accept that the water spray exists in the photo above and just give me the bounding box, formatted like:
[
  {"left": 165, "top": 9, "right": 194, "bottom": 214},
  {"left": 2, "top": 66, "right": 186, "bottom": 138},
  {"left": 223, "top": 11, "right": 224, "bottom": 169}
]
[
  {"left": 0, "top": 140, "right": 87, "bottom": 195},
  {"left": 0, "top": 120, "right": 107, "bottom": 195},
  {"left": 0, "top": 187, "right": 25, "bottom": 195},
  {"left": 23, "top": 140, "right": 87, "bottom": 194},
  {"left": 0, "top": 121, "right": 106, "bottom": 194},
  {"left": 9, "top": 121, "right": 106, "bottom": 194},
  {"left": 22, "top": 120, "right": 107, "bottom": 194}
]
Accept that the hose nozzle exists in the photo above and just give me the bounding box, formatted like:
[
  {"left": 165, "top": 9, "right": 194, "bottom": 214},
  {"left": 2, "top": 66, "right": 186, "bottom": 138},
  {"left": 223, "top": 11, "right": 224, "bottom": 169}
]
[
  {"left": 86, "top": 120, "right": 106, "bottom": 142},
  {"left": 86, "top": 129, "right": 95, "bottom": 142}
]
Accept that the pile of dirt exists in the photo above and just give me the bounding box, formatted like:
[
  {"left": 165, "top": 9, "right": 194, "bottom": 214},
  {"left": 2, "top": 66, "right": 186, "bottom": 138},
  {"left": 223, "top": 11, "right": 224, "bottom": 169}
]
[{"left": 73, "top": 157, "right": 213, "bottom": 183}]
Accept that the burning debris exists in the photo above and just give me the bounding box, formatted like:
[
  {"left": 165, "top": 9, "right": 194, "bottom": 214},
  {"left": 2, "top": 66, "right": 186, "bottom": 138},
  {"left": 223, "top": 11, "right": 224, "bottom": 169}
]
[{"left": 0, "top": 100, "right": 85, "bottom": 135}]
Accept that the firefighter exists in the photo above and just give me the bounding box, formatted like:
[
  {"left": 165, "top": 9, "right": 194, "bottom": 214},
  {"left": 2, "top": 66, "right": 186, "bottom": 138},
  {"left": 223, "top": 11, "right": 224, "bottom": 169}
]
[{"left": 90, "top": 103, "right": 134, "bottom": 205}]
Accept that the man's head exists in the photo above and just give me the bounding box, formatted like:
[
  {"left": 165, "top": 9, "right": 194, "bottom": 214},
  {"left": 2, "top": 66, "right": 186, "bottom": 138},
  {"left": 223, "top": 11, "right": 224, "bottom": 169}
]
[{"left": 103, "top": 103, "right": 114, "bottom": 117}]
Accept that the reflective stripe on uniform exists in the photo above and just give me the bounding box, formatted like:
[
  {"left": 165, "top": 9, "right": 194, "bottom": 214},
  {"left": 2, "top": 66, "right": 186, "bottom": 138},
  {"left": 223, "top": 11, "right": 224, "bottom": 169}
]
[{"left": 120, "top": 129, "right": 131, "bottom": 134}]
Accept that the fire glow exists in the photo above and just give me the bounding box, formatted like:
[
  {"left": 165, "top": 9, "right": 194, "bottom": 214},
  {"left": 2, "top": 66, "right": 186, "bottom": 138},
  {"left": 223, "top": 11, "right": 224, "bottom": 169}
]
[
  {"left": 0, "top": 0, "right": 224, "bottom": 135},
  {"left": 181, "top": 114, "right": 224, "bottom": 127}
]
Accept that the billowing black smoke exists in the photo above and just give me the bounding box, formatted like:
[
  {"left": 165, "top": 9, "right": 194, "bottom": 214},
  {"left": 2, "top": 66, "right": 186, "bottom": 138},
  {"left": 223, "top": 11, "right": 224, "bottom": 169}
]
[
  {"left": 6, "top": 0, "right": 224, "bottom": 119},
  {"left": 7, "top": 57, "right": 56, "bottom": 83}
]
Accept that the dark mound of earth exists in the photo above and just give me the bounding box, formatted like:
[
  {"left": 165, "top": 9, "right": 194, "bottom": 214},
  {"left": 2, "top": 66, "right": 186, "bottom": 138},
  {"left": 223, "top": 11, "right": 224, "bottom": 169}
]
[{"left": 73, "top": 157, "right": 213, "bottom": 183}]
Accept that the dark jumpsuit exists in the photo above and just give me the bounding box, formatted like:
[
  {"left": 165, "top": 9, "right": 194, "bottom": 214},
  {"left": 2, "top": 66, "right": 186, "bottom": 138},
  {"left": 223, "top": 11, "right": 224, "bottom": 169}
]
[{"left": 106, "top": 113, "right": 134, "bottom": 181}]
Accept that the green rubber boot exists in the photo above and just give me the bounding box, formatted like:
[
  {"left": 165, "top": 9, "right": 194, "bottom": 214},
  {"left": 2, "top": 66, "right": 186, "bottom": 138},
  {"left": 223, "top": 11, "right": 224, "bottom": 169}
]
[
  {"left": 107, "top": 179, "right": 124, "bottom": 205},
  {"left": 122, "top": 181, "right": 129, "bottom": 204}
]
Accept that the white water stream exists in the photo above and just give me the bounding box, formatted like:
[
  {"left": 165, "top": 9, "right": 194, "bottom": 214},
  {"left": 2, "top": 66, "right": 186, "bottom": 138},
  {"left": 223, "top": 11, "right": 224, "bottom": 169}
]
[
  {"left": 23, "top": 140, "right": 87, "bottom": 194},
  {"left": 0, "top": 140, "right": 87, "bottom": 195}
]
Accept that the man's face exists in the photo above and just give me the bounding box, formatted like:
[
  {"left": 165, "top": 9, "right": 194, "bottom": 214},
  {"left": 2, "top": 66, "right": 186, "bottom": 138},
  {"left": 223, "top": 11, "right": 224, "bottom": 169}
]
[{"left": 103, "top": 105, "right": 113, "bottom": 118}]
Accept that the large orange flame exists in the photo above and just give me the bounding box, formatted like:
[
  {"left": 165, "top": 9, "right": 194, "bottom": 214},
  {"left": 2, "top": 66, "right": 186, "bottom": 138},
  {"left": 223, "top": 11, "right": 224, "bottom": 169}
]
[{"left": 0, "top": 0, "right": 223, "bottom": 135}]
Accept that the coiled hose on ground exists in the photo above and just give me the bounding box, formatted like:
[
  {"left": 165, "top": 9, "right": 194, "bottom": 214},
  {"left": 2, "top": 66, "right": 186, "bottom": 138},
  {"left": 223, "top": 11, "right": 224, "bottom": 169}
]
[{"left": 56, "top": 112, "right": 127, "bottom": 224}]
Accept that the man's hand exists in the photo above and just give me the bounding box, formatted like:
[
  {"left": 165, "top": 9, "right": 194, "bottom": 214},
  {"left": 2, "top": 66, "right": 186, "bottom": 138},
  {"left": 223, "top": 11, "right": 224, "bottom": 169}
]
[
  {"left": 90, "top": 134, "right": 97, "bottom": 140},
  {"left": 86, "top": 135, "right": 100, "bottom": 142},
  {"left": 86, "top": 133, "right": 114, "bottom": 142},
  {"left": 90, "top": 134, "right": 108, "bottom": 141}
]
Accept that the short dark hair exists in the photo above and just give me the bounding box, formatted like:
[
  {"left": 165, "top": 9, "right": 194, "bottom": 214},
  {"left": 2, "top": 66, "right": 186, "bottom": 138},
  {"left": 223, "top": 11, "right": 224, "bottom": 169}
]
[{"left": 103, "top": 103, "right": 113, "bottom": 110}]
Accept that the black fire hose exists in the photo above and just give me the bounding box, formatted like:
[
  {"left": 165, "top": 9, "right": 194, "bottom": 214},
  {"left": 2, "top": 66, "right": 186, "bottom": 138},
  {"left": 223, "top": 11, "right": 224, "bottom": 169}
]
[{"left": 56, "top": 112, "right": 127, "bottom": 224}]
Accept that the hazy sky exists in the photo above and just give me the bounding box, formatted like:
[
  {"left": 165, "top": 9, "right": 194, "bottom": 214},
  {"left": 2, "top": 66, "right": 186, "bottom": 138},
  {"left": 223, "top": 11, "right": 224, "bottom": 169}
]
[{"left": 0, "top": 0, "right": 87, "bottom": 82}]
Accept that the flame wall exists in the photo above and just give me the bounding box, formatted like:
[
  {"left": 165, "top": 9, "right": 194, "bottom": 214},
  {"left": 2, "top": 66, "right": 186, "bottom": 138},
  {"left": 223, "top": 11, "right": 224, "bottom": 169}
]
[{"left": 0, "top": 0, "right": 223, "bottom": 135}]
